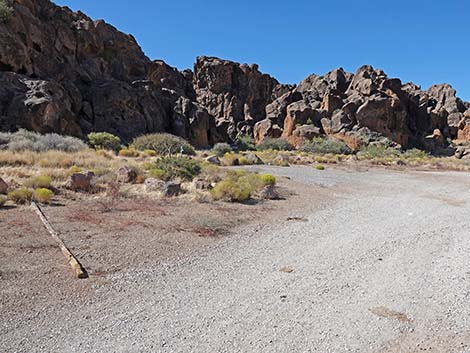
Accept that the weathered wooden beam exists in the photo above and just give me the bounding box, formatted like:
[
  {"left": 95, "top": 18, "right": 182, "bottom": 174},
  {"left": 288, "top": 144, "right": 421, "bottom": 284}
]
[{"left": 31, "top": 202, "right": 88, "bottom": 279}]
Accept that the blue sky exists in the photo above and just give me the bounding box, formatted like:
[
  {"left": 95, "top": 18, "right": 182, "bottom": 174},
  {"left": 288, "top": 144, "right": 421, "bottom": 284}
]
[{"left": 55, "top": 0, "right": 469, "bottom": 101}]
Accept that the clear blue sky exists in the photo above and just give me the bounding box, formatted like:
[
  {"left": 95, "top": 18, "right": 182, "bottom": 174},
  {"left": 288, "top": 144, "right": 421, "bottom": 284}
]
[{"left": 55, "top": 0, "right": 469, "bottom": 101}]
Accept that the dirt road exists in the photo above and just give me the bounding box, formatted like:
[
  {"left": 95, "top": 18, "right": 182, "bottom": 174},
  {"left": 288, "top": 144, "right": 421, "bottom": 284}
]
[{"left": 2, "top": 166, "right": 470, "bottom": 352}]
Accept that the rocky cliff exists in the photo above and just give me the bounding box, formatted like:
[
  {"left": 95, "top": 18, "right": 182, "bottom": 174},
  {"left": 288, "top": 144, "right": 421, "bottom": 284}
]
[{"left": 1, "top": 0, "right": 469, "bottom": 151}]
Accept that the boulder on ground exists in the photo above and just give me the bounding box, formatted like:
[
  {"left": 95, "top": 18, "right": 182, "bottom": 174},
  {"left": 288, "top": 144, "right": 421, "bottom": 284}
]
[
  {"left": 0, "top": 177, "right": 8, "bottom": 194},
  {"left": 144, "top": 178, "right": 181, "bottom": 197},
  {"left": 66, "top": 172, "right": 95, "bottom": 192},
  {"left": 206, "top": 155, "right": 221, "bottom": 165},
  {"left": 116, "top": 166, "right": 137, "bottom": 183},
  {"left": 243, "top": 153, "right": 264, "bottom": 165},
  {"left": 258, "top": 185, "right": 279, "bottom": 200}
]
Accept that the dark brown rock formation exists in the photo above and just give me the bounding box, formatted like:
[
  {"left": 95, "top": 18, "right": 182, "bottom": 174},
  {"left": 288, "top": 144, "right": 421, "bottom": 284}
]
[{"left": 0, "top": 0, "right": 469, "bottom": 153}]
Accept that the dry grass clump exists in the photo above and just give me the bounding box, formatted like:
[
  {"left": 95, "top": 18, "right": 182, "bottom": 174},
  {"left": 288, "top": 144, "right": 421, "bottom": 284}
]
[
  {"left": 8, "top": 188, "right": 33, "bottom": 204},
  {"left": 24, "top": 175, "right": 52, "bottom": 189},
  {"left": 118, "top": 148, "right": 140, "bottom": 157}
]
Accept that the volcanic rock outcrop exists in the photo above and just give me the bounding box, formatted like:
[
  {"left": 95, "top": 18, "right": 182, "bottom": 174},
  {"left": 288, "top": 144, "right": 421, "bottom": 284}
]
[{"left": 0, "top": 0, "right": 468, "bottom": 152}]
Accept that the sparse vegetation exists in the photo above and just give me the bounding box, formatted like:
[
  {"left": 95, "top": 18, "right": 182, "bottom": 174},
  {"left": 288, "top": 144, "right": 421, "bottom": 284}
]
[
  {"left": 152, "top": 156, "right": 201, "bottom": 181},
  {"left": 357, "top": 144, "right": 400, "bottom": 159},
  {"left": 212, "top": 143, "right": 232, "bottom": 157},
  {"left": 132, "top": 133, "right": 195, "bottom": 156},
  {"left": 236, "top": 135, "right": 256, "bottom": 151},
  {"left": 315, "top": 164, "right": 325, "bottom": 170},
  {"left": 33, "top": 188, "right": 54, "bottom": 204},
  {"left": 88, "top": 132, "right": 121, "bottom": 152},
  {"left": 0, "top": 195, "right": 7, "bottom": 207},
  {"left": 24, "top": 175, "right": 52, "bottom": 189},
  {"left": 300, "top": 137, "right": 352, "bottom": 155},
  {"left": 0, "top": 0, "right": 12, "bottom": 22},
  {"left": 211, "top": 170, "right": 277, "bottom": 202},
  {"left": 0, "top": 130, "right": 87, "bottom": 152},
  {"left": 8, "top": 188, "right": 33, "bottom": 204},
  {"left": 256, "top": 138, "right": 293, "bottom": 151},
  {"left": 118, "top": 148, "right": 140, "bottom": 157}
]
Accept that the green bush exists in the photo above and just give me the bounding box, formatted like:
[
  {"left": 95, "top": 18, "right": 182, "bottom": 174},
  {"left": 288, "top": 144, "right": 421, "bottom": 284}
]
[
  {"left": 0, "top": 0, "right": 12, "bottom": 22},
  {"left": 8, "top": 188, "right": 33, "bottom": 204},
  {"left": 256, "top": 138, "right": 293, "bottom": 151},
  {"left": 300, "top": 137, "right": 352, "bottom": 155},
  {"left": 315, "top": 164, "right": 325, "bottom": 170},
  {"left": 24, "top": 175, "right": 52, "bottom": 189},
  {"left": 212, "top": 178, "right": 252, "bottom": 202},
  {"left": 212, "top": 143, "right": 232, "bottom": 157},
  {"left": 152, "top": 156, "right": 201, "bottom": 181},
  {"left": 259, "top": 174, "right": 276, "bottom": 186},
  {"left": 34, "top": 188, "right": 54, "bottom": 204},
  {"left": 403, "top": 148, "right": 428, "bottom": 159},
  {"left": 236, "top": 135, "right": 256, "bottom": 151},
  {"left": 88, "top": 132, "right": 121, "bottom": 152},
  {"left": 358, "top": 144, "right": 400, "bottom": 159},
  {"left": 148, "top": 168, "right": 166, "bottom": 179},
  {"left": 132, "top": 133, "right": 195, "bottom": 156},
  {"left": 211, "top": 171, "right": 276, "bottom": 202},
  {"left": 0, "top": 194, "right": 7, "bottom": 207}
]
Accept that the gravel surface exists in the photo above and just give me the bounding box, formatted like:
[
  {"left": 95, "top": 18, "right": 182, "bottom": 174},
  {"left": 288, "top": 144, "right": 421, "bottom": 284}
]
[{"left": 2, "top": 166, "right": 470, "bottom": 352}]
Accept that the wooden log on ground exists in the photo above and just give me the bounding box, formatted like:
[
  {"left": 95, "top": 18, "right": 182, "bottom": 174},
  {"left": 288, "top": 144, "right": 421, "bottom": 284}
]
[{"left": 31, "top": 202, "right": 88, "bottom": 279}]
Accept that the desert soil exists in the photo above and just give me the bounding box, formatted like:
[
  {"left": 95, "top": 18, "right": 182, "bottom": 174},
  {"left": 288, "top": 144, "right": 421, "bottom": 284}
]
[{"left": 2, "top": 165, "right": 470, "bottom": 352}]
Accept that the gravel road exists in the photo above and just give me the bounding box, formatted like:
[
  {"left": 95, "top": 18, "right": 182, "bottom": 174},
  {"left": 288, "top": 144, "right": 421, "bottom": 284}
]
[{"left": 2, "top": 166, "right": 470, "bottom": 352}]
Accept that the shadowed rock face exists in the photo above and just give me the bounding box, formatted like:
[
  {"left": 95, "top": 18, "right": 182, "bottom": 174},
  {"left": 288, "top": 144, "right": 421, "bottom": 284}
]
[{"left": 0, "top": 0, "right": 468, "bottom": 152}]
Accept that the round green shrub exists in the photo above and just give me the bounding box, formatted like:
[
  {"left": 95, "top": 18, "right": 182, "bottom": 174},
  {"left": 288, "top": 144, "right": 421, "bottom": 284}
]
[
  {"left": 212, "top": 143, "right": 232, "bottom": 157},
  {"left": 256, "top": 138, "right": 293, "bottom": 151},
  {"left": 88, "top": 132, "right": 121, "bottom": 152},
  {"left": 34, "top": 188, "right": 54, "bottom": 204},
  {"left": 259, "top": 174, "right": 276, "bottom": 186},
  {"left": 132, "top": 133, "right": 195, "bottom": 156},
  {"left": 0, "top": 194, "right": 7, "bottom": 207},
  {"left": 152, "top": 156, "right": 201, "bottom": 181}
]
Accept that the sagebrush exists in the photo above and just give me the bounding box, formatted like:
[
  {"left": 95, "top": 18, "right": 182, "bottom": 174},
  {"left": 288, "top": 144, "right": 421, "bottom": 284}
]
[
  {"left": 0, "top": 130, "right": 87, "bottom": 152},
  {"left": 133, "top": 133, "right": 195, "bottom": 156}
]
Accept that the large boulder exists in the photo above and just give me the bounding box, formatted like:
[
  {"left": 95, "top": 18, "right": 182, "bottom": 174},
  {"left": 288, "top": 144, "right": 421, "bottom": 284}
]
[
  {"left": 0, "top": 177, "right": 8, "bottom": 194},
  {"left": 254, "top": 118, "right": 282, "bottom": 143}
]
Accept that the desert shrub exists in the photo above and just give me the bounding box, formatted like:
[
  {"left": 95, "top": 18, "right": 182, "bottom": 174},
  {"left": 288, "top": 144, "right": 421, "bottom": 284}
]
[
  {"left": 259, "top": 174, "right": 276, "bottom": 186},
  {"left": 132, "top": 133, "right": 195, "bottom": 156},
  {"left": 8, "top": 188, "right": 33, "bottom": 204},
  {"left": 256, "top": 138, "right": 293, "bottom": 151},
  {"left": 212, "top": 143, "right": 232, "bottom": 157},
  {"left": 236, "top": 135, "right": 256, "bottom": 151},
  {"left": 68, "top": 165, "right": 84, "bottom": 175},
  {"left": 300, "top": 137, "right": 352, "bottom": 155},
  {"left": 221, "top": 153, "right": 241, "bottom": 166},
  {"left": 0, "top": 0, "right": 12, "bottom": 22},
  {"left": 152, "top": 156, "right": 201, "bottom": 181},
  {"left": 24, "top": 175, "right": 52, "bottom": 189},
  {"left": 358, "top": 144, "right": 400, "bottom": 159},
  {"left": 1, "top": 130, "right": 87, "bottom": 152},
  {"left": 403, "top": 148, "right": 428, "bottom": 159},
  {"left": 212, "top": 178, "right": 252, "bottom": 202},
  {"left": 211, "top": 171, "right": 275, "bottom": 202},
  {"left": 118, "top": 148, "right": 139, "bottom": 157},
  {"left": 87, "top": 132, "right": 121, "bottom": 152},
  {"left": 33, "top": 188, "right": 53, "bottom": 204},
  {"left": 0, "top": 195, "right": 7, "bottom": 207},
  {"left": 148, "top": 168, "right": 166, "bottom": 179},
  {"left": 315, "top": 164, "right": 325, "bottom": 170},
  {"left": 143, "top": 149, "right": 157, "bottom": 157}
]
